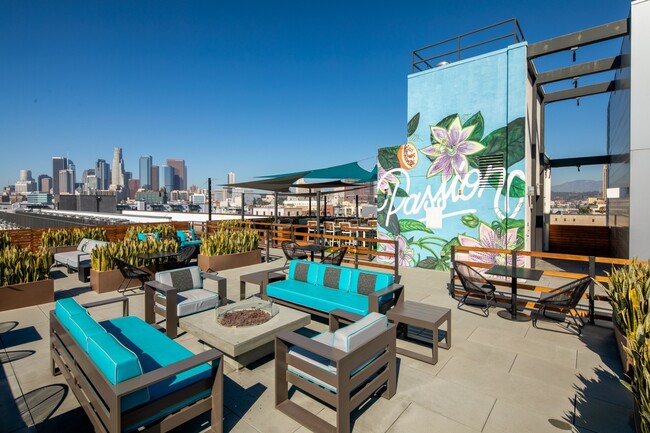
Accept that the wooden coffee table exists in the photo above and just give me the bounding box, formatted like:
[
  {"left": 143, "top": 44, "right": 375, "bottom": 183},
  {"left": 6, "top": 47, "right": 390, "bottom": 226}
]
[
  {"left": 239, "top": 270, "right": 286, "bottom": 300},
  {"left": 386, "top": 301, "right": 451, "bottom": 365}
]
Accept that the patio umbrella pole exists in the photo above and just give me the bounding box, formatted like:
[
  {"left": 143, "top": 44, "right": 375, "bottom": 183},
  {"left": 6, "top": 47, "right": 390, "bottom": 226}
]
[
  {"left": 208, "top": 177, "right": 212, "bottom": 222},
  {"left": 316, "top": 191, "right": 321, "bottom": 245},
  {"left": 241, "top": 193, "right": 245, "bottom": 221},
  {"left": 309, "top": 189, "right": 312, "bottom": 217},
  {"left": 355, "top": 194, "right": 359, "bottom": 220},
  {"left": 274, "top": 192, "right": 278, "bottom": 224}
]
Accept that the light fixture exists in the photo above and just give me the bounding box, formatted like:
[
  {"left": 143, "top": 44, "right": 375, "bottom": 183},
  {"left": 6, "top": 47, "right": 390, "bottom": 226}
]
[
  {"left": 570, "top": 46, "right": 578, "bottom": 62},
  {"left": 576, "top": 97, "right": 580, "bottom": 106},
  {"left": 577, "top": 165, "right": 581, "bottom": 172},
  {"left": 572, "top": 77, "right": 579, "bottom": 88}
]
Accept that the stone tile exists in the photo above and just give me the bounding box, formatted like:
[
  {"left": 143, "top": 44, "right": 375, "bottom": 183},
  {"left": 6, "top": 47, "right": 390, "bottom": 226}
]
[
  {"left": 387, "top": 402, "right": 479, "bottom": 433},
  {"left": 574, "top": 393, "right": 635, "bottom": 433},
  {"left": 396, "top": 364, "right": 496, "bottom": 431},
  {"left": 482, "top": 398, "right": 575, "bottom": 433}
]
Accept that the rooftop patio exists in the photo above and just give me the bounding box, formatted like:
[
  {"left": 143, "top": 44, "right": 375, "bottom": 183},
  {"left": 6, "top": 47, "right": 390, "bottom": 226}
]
[{"left": 0, "top": 251, "right": 633, "bottom": 433}]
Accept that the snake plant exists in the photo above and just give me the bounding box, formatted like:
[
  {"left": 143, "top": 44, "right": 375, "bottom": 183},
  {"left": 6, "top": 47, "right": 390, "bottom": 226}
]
[
  {"left": 41, "top": 227, "right": 108, "bottom": 247},
  {"left": 90, "top": 238, "right": 178, "bottom": 271},
  {"left": 124, "top": 224, "right": 177, "bottom": 241},
  {"left": 0, "top": 231, "right": 10, "bottom": 250},
  {"left": 0, "top": 246, "right": 52, "bottom": 286},
  {"left": 200, "top": 228, "right": 259, "bottom": 256}
]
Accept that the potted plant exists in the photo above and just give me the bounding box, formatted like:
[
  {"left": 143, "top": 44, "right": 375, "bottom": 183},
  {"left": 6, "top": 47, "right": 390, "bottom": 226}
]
[
  {"left": 605, "top": 259, "right": 650, "bottom": 379},
  {"left": 90, "top": 238, "right": 177, "bottom": 293},
  {"left": 41, "top": 227, "right": 108, "bottom": 254},
  {"left": 198, "top": 228, "right": 260, "bottom": 272},
  {"left": 124, "top": 223, "right": 177, "bottom": 242},
  {"left": 0, "top": 246, "right": 54, "bottom": 311}
]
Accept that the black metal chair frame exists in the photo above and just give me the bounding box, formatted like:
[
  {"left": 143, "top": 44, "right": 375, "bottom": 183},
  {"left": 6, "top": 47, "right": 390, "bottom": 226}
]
[
  {"left": 321, "top": 246, "right": 348, "bottom": 266},
  {"left": 162, "top": 245, "right": 197, "bottom": 270},
  {"left": 532, "top": 276, "right": 591, "bottom": 335},
  {"left": 113, "top": 257, "right": 153, "bottom": 295},
  {"left": 453, "top": 260, "right": 497, "bottom": 317},
  {"left": 281, "top": 240, "right": 308, "bottom": 267}
]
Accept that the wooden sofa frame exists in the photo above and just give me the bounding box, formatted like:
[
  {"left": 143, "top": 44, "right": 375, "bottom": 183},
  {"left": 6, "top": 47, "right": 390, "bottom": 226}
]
[
  {"left": 261, "top": 264, "right": 405, "bottom": 319},
  {"left": 275, "top": 309, "right": 397, "bottom": 433},
  {"left": 144, "top": 272, "right": 227, "bottom": 339},
  {"left": 50, "top": 297, "right": 223, "bottom": 433}
]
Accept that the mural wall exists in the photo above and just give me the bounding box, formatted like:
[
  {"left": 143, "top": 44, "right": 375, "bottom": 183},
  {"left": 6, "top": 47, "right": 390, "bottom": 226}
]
[{"left": 377, "top": 43, "right": 529, "bottom": 270}]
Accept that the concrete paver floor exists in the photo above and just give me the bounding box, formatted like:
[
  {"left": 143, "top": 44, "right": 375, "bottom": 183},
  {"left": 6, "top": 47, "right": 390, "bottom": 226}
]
[{"left": 0, "top": 253, "right": 634, "bottom": 433}]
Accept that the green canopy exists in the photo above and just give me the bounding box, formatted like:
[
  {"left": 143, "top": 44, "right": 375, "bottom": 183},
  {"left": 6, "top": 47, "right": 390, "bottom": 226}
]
[{"left": 256, "top": 161, "right": 376, "bottom": 182}]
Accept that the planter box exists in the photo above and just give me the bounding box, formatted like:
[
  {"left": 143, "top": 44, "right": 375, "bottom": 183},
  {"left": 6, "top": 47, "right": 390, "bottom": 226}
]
[
  {"left": 198, "top": 250, "right": 261, "bottom": 273},
  {"left": 0, "top": 279, "right": 54, "bottom": 311},
  {"left": 90, "top": 268, "right": 154, "bottom": 294},
  {"left": 613, "top": 318, "right": 633, "bottom": 381}
]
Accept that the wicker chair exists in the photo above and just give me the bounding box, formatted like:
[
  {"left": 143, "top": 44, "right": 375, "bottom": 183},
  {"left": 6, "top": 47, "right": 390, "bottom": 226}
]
[
  {"left": 275, "top": 309, "right": 396, "bottom": 433},
  {"left": 453, "top": 261, "right": 497, "bottom": 317},
  {"left": 533, "top": 276, "right": 591, "bottom": 335},
  {"left": 113, "top": 257, "right": 153, "bottom": 294},
  {"left": 281, "top": 240, "right": 308, "bottom": 266},
  {"left": 321, "top": 246, "right": 348, "bottom": 266}
]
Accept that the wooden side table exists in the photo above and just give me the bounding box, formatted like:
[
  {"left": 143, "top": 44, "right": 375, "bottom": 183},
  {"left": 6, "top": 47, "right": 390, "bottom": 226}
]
[
  {"left": 386, "top": 301, "right": 451, "bottom": 365},
  {"left": 239, "top": 271, "right": 286, "bottom": 300}
]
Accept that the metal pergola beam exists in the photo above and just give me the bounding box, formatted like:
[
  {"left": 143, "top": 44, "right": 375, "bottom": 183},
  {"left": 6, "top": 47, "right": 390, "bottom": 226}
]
[
  {"left": 544, "top": 81, "right": 615, "bottom": 103},
  {"left": 536, "top": 56, "right": 621, "bottom": 85},
  {"left": 528, "top": 19, "right": 628, "bottom": 59},
  {"left": 549, "top": 155, "right": 611, "bottom": 168}
]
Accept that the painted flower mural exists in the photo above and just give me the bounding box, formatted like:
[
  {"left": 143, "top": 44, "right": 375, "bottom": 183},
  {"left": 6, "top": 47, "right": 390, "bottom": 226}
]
[
  {"left": 457, "top": 223, "right": 525, "bottom": 267},
  {"left": 376, "top": 232, "right": 415, "bottom": 267},
  {"left": 421, "top": 117, "right": 485, "bottom": 181},
  {"left": 376, "top": 109, "right": 527, "bottom": 271}
]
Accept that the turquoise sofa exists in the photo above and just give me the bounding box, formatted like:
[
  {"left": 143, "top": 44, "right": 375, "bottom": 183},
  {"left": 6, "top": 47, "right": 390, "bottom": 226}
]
[
  {"left": 50, "top": 297, "right": 223, "bottom": 433},
  {"left": 263, "top": 260, "right": 404, "bottom": 317},
  {"left": 176, "top": 229, "right": 202, "bottom": 248}
]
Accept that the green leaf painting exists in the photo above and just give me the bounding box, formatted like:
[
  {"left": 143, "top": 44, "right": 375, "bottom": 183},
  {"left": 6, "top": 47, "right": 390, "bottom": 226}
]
[
  {"left": 502, "top": 176, "right": 526, "bottom": 198},
  {"left": 378, "top": 146, "right": 400, "bottom": 171},
  {"left": 461, "top": 214, "right": 479, "bottom": 228},
  {"left": 399, "top": 219, "right": 431, "bottom": 234},
  {"left": 378, "top": 209, "right": 400, "bottom": 236},
  {"left": 440, "top": 236, "right": 460, "bottom": 258},
  {"left": 462, "top": 111, "right": 484, "bottom": 142},
  {"left": 407, "top": 112, "right": 420, "bottom": 137}
]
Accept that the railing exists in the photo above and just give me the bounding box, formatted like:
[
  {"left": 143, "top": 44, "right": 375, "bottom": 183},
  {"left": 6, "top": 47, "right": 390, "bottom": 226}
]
[
  {"left": 411, "top": 18, "right": 525, "bottom": 73},
  {"left": 200, "top": 220, "right": 400, "bottom": 280},
  {"left": 449, "top": 246, "right": 640, "bottom": 324},
  {"left": 1, "top": 221, "right": 189, "bottom": 250}
]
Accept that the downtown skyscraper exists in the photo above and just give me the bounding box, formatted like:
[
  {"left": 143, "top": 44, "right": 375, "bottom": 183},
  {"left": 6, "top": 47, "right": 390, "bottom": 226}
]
[
  {"left": 52, "top": 156, "right": 67, "bottom": 195},
  {"left": 111, "top": 147, "right": 125, "bottom": 187},
  {"left": 139, "top": 155, "right": 152, "bottom": 190},
  {"left": 166, "top": 159, "right": 187, "bottom": 191}
]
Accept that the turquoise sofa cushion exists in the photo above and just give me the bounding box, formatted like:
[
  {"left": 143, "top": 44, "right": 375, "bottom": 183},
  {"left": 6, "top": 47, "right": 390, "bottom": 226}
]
[
  {"left": 87, "top": 332, "right": 149, "bottom": 411},
  {"left": 266, "top": 280, "right": 370, "bottom": 316},
  {"left": 137, "top": 232, "right": 160, "bottom": 241},
  {"left": 56, "top": 298, "right": 86, "bottom": 319},
  {"left": 100, "top": 316, "right": 212, "bottom": 401},
  {"left": 67, "top": 312, "right": 107, "bottom": 352}
]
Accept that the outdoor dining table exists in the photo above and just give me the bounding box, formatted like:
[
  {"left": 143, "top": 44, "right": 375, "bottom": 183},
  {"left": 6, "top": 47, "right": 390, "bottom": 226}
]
[
  {"left": 294, "top": 243, "right": 327, "bottom": 261},
  {"left": 137, "top": 251, "right": 180, "bottom": 272},
  {"left": 486, "top": 264, "right": 544, "bottom": 322}
]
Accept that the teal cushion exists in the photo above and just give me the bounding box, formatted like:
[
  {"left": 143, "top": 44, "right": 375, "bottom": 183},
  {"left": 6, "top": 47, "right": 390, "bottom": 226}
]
[
  {"left": 87, "top": 333, "right": 149, "bottom": 411},
  {"left": 100, "top": 316, "right": 212, "bottom": 401},
  {"left": 267, "top": 280, "right": 370, "bottom": 316},
  {"left": 56, "top": 298, "right": 86, "bottom": 319},
  {"left": 67, "top": 312, "right": 107, "bottom": 352}
]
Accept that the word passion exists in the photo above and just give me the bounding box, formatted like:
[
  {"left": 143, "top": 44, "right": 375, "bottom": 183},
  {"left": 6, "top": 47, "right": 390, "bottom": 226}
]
[{"left": 379, "top": 167, "right": 526, "bottom": 225}]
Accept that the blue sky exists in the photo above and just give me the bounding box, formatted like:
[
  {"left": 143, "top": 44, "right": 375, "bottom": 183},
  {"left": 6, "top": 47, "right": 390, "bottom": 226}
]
[{"left": 0, "top": 0, "right": 631, "bottom": 189}]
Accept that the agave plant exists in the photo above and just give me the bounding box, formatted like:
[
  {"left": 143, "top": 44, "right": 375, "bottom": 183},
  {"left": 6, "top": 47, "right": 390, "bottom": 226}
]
[
  {"left": 200, "top": 228, "right": 259, "bottom": 256},
  {"left": 0, "top": 246, "right": 52, "bottom": 286},
  {"left": 623, "top": 317, "right": 650, "bottom": 432},
  {"left": 41, "top": 227, "right": 108, "bottom": 247}
]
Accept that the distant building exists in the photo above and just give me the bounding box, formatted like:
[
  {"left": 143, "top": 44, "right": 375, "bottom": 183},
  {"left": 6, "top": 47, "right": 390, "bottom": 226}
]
[
  {"left": 139, "top": 155, "right": 152, "bottom": 190},
  {"left": 26, "top": 192, "right": 52, "bottom": 205},
  {"left": 95, "top": 159, "right": 111, "bottom": 190},
  {"left": 135, "top": 190, "right": 163, "bottom": 204},
  {"left": 38, "top": 174, "right": 52, "bottom": 193},
  {"left": 15, "top": 169, "right": 37, "bottom": 195},
  {"left": 58, "top": 169, "right": 74, "bottom": 194},
  {"left": 162, "top": 165, "right": 174, "bottom": 192},
  {"left": 52, "top": 156, "right": 67, "bottom": 195},
  {"left": 127, "top": 178, "right": 140, "bottom": 199},
  {"left": 111, "top": 147, "right": 125, "bottom": 186},
  {"left": 151, "top": 165, "right": 159, "bottom": 191},
  {"left": 166, "top": 159, "right": 187, "bottom": 190}
]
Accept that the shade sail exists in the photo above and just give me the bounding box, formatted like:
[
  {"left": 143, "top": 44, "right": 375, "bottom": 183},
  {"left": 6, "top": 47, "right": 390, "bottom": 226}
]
[
  {"left": 220, "top": 172, "right": 309, "bottom": 192},
  {"left": 256, "top": 161, "right": 376, "bottom": 182}
]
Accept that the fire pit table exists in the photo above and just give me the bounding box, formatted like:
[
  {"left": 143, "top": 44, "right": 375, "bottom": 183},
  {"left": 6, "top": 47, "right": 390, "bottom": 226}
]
[{"left": 179, "top": 298, "right": 310, "bottom": 369}]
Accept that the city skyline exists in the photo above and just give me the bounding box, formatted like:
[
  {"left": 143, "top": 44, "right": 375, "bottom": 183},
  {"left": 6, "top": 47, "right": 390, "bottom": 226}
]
[{"left": 1, "top": 1, "right": 631, "bottom": 187}]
